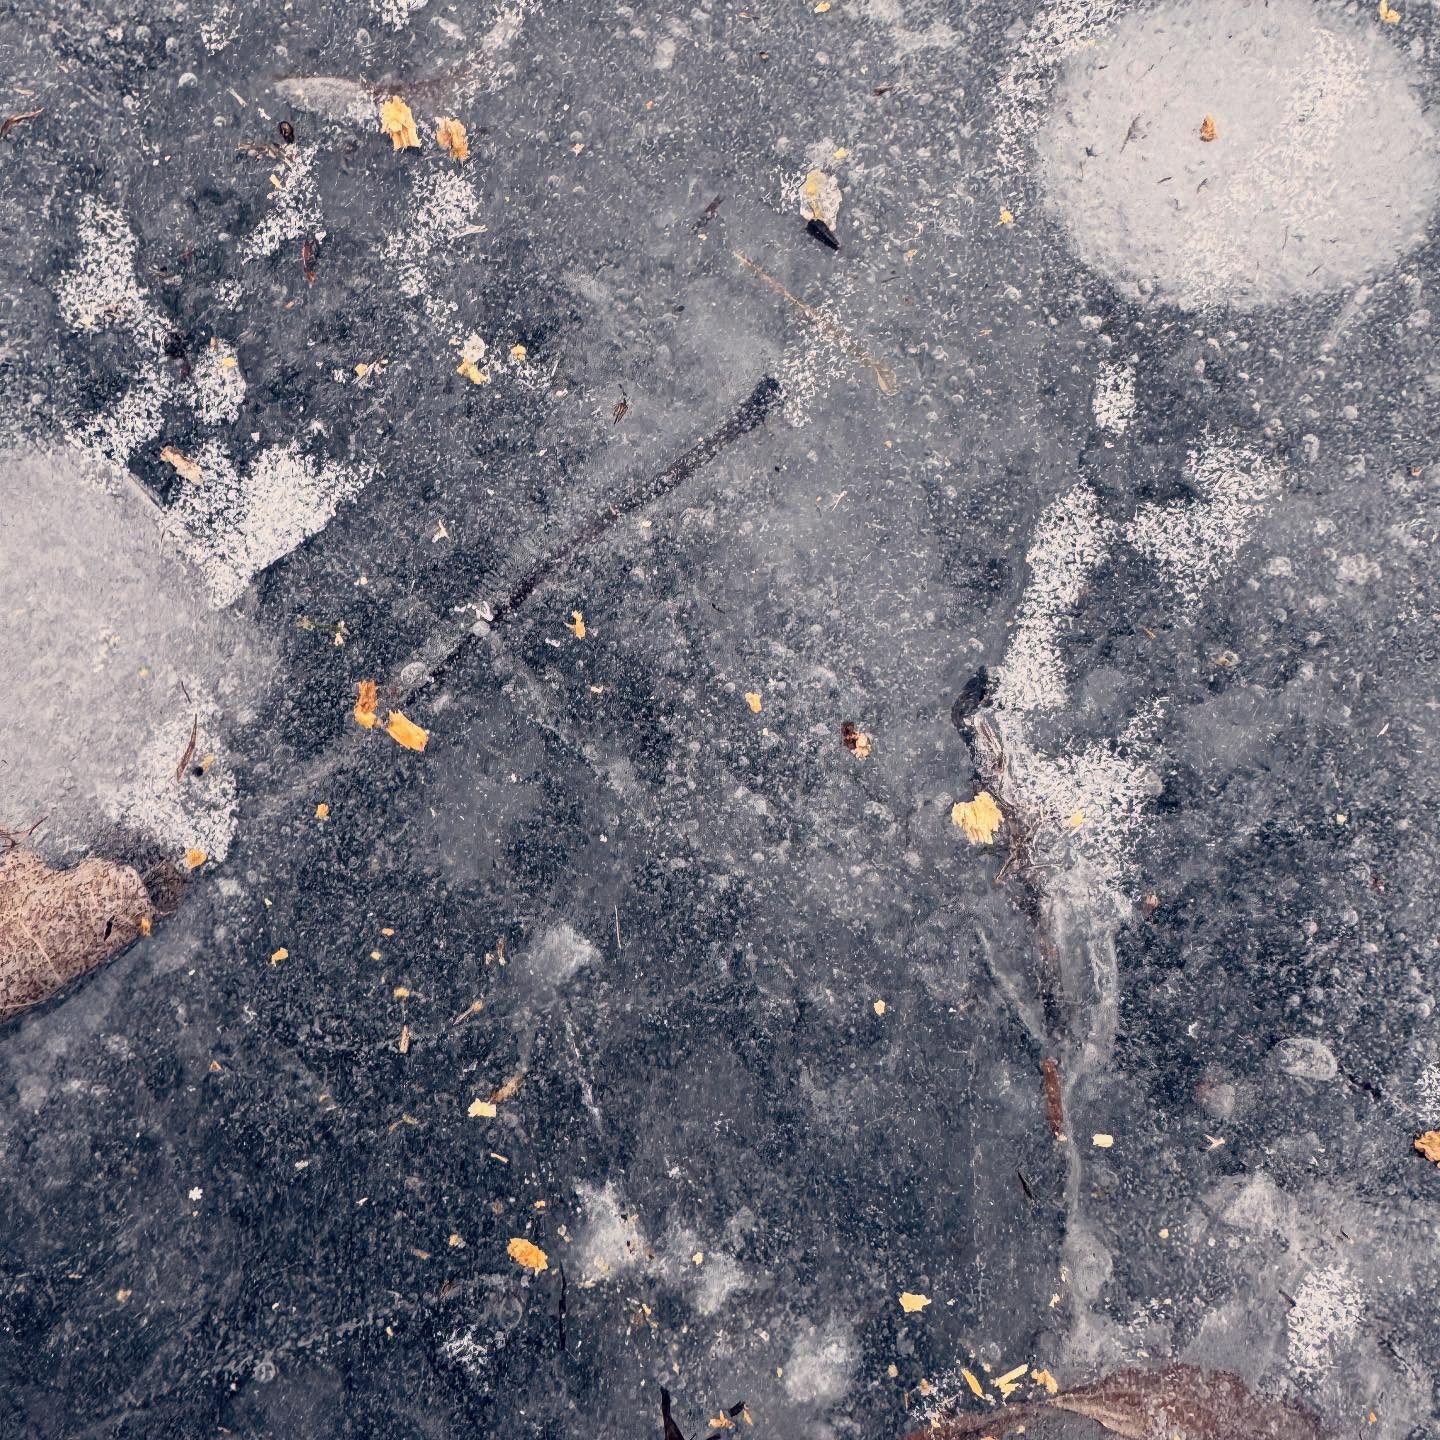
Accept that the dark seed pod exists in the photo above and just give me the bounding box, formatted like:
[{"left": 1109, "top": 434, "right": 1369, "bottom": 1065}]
[{"left": 278, "top": 119, "right": 295, "bottom": 144}]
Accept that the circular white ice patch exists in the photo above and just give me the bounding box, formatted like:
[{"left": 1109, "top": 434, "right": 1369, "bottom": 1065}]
[{"left": 1036, "top": 0, "right": 1440, "bottom": 310}]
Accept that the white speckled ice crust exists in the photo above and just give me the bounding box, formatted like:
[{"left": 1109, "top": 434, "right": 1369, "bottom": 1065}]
[
  {"left": 163, "top": 439, "right": 373, "bottom": 608},
  {"left": 0, "top": 448, "right": 269, "bottom": 864},
  {"left": 1037, "top": 0, "right": 1440, "bottom": 309}
]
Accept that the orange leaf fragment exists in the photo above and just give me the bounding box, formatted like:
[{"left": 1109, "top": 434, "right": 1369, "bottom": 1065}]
[
  {"left": 183, "top": 848, "right": 207, "bottom": 870},
  {"left": 354, "top": 679, "right": 379, "bottom": 729},
  {"left": 380, "top": 96, "right": 420, "bottom": 151},
  {"left": 384, "top": 711, "right": 429, "bottom": 752},
  {"left": 507, "top": 1236, "right": 549, "bottom": 1272},
  {"left": 435, "top": 117, "right": 469, "bottom": 162},
  {"left": 1414, "top": 1130, "right": 1440, "bottom": 1163},
  {"left": 1199, "top": 114, "right": 1218, "bottom": 142}
]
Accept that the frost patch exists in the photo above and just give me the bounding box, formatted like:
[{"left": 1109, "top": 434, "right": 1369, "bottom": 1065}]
[
  {"left": 1125, "top": 443, "right": 1283, "bottom": 608},
  {"left": 1288, "top": 1264, "right": 1362, "bottom": 1381},
  {"left": 1036, "top": 0, "right": 1440, "bottom": 308},
  {"left": 242, "top": 145, "right": 322, "bottom": 261},
  {"left": 993, "top": 484, "right": 1115, "bottom": 715},
  {"left": 1091, "top": 361, "right": 1135, "bottom": 435},
  {"left": 164, "top": 439, "right": 372, "bottom": 607},
  {"left": 782, "top": 1319, "right": 856, "bottom": 1406},
  {"left": 382, "top": 170, "right": 481, "bottom": 318}
]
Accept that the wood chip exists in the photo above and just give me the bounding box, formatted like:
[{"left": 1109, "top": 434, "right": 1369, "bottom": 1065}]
[
  {"left": 384, "top": 711, "right": 429, "bottom": 752},
  {"left": 507, "top": 1236, "right": 549, "bottom": 1272}
]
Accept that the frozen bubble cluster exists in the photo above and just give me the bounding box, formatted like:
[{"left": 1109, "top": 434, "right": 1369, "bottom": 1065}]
[{"left": 1036, "top": 0, "right": 1440, "bottom": 310}]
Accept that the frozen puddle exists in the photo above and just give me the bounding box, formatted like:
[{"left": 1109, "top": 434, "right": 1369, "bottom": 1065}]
[
  {"left": 1036, "top": 0, "right": 1440, "bottom": 309},
  {"left": 0, "top": 448, "right": 271, "bottom": 865}
]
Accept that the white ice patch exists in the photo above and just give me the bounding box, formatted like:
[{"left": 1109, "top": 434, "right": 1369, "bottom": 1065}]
[
  {"left": 782, "top": 1319, "right": 857, "bottom": 1406},
  {"left": 372, "top": 0, "right": 428, "bottom": 29},
  {"left": 55, "top": 199, "right": 168, "bottom": 345},
  {"left": 1288, "top": 1264, "right": 1362, "bottom": 1381},
  {"left": 242, "top": 144, "right": 322, "bottom": 261},
  {"left": 1036, "top": 0, "right": 1440, "bottom": 309},
  {"left": 102, "top": 711, "right": 240, "bottom": 863},
  {"left": 993, "top": 483, "right": 1115, "bottom": 715},
  {"left": 189, "top": 342, "right": 247, "bottom": 427},
  {"left": 1125, "top": 442, "right": 1283, "bottom": 608},
  {"left": 0, "top": 447, "right": 269, "bottom": 865},
  {"left": 382, "top": 170, "right": 481, "bottom": 317},
  {"left": 164, "top": 439, "right": 372, "bottom": 607},
  {"left": 1091, "top": 361, "right": 1135, "bottom": 435}
]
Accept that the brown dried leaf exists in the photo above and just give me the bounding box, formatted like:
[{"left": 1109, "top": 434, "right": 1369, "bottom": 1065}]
[
  {"left": 379, "top": 96, "right": 420, "bottom": 150},
  {"left": 909, "top": 1365, "right": 1329, "bottom": 1440},
  {"left": 1, "top": 849, "right": 154, "bottom": 1021},
  {"left": 1199, "top": 114, "right": 1218, "bottom": 142},
  {"left": 1414, "top": 1130, "right": 1440, "bottom": 1163},
  {"left": 435, "top": 116, "right": 469, "bottom": 162},
  {"left": 1054, "top": 1365, "right": 1328, "bottom": 1439},
  {"left": 1041, "top": 1056, "right": 1065, "bottom": 1139}
]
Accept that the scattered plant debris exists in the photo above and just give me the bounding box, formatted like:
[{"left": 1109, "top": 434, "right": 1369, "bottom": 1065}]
[
  {"left": 0, "top": 106, "right": 43, "bottom": 140},
  {"left": 907, "top": 1363, "right": 1330, "bottom": 1440}
]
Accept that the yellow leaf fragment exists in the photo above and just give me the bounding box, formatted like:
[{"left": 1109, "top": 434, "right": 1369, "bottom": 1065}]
[
  {"left": 898, "top": 1291, "right": 931, "bottom": 1313},
  {"left": 1199, "top": 113, "right": 1218, "bottom": 142},
  {"left": 998, "top": 207, "right": 1015, "bottom": 226},
  {"left": 569, "top": 609, "right": 586, "bottom": 639},
  {"left": 710, "top": 1414, "right": 736, "bottom": 1431},
  {"left": 138, "top": 915, "right": 153, "bottom": 936},
  {"left": 160, "top": 446, "right": 203, "bottom": 484},
  {"left": 469, "top": 1098, "right": 497, "bottom": 1118},
  {"left": 873, "top": 999, "right": 886, "bottom": 1016},
  {"left": 961, "top": 1368, "right": 985, "bottom": 1398},
  {"left": 952, "top": 791, "right": 1003, "bottom": 844},
  {"left": 435, "top": 116, "right": 469, "bottom": 162},
  {"left": 384, "top": 711, "right": 429, "bottom": 752},
  {"left": 1414, "top": 1130, "right": 1440, "bottom": 1162},
  {"left": 456, "top": 357, "right": 490, "bottom": 385},
  {"left": 380, "top": 96, "right": 420, "bottom": 150},
  {"left": 1092, "top": 1132, "right": 1115, "bottom": 1148},
  {"left": 116, "top": 1288, "right": 132, "bottom": 1304},
  {"left": 1379, "top": 0, "right": 1401, "bottom": 22},
  {"left": 744, "top": 691, "right": 763, "bottom": 713},
  {"left": 509, "top": 343, "right": 528, "bottom": 363},
  {"left": 184, "top": 848, "right": 207, "bottom": 870},
  {"left": 449, "top": 1232, "right": 465, "bottom": 1247},
  {"left": 354, "top": 679, "right": 379, "bottom": 729},
  {"left": 507, "top": 1236, "right": 549, "bottom": 1272},
  {"left": 315, "top": 802, "right": 330, "bottom": 820},
  {"left": 996, "top": 1363, "right": 1029, "bottom": 1398},
  {"left": 270, "top": 947, "right": 289, "bottom": 965},
  {"left": 1067, "top": 809, "right": 1086, "bottom": 829},
  {"left": 799, "top": 168, "right": 841, "bottom": 227},
  {"left": 393, "top": 985, "right": 410, "bottom": 999},
  {"left": 1031, "top": 1368, "right": 1060, "bottom": 1396}
]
